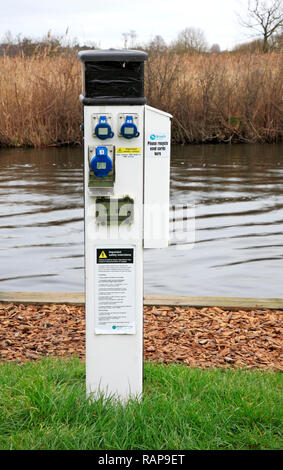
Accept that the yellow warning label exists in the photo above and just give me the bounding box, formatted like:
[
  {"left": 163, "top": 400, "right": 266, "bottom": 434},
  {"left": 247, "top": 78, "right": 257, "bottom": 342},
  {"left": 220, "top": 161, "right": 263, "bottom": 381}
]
[
  {"left": 116, "top": 147, "right": 141, "bottom": 154},
  {"left": 99, "top": 250, "right": 107, "bottom": 259}
]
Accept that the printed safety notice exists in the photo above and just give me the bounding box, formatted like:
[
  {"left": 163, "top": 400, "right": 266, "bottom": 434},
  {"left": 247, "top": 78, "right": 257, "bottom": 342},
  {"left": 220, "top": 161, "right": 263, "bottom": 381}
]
[{"left": 94, "top": 247, "right": 136, "bottom": 335}]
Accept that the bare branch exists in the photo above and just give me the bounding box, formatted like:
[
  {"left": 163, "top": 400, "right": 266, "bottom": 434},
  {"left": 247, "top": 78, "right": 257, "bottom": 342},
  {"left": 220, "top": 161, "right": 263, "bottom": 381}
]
[{"left": 237, "top": 0, "right": 283, "bottom": 50}]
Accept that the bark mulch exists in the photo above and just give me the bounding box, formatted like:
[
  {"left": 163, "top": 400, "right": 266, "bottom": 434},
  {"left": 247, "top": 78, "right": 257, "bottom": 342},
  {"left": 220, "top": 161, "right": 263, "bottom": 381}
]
[{"left": 0, "top": 302, "right": 282, "bottom": 370}]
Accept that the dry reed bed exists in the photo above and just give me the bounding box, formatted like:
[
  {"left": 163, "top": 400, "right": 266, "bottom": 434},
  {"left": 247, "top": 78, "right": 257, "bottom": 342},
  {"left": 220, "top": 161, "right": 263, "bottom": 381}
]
[
  {"left": 0, "top": 54, "right": 82, "bottom": 147},
  {"left": 146, "top": 52, "right": 283, "bottom": 143},
  {"left": 0, "top": 52, "right": 282, "bottom": 147}
]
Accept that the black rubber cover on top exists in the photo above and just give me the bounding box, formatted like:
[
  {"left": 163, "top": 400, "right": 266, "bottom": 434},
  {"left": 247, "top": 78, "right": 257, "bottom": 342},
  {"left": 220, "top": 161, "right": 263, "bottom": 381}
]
[
  {"left": 78, "top": 49, "right": 148, "bottom": 105},
  {"left": 78, "top": 49, "right": 148, "bottom": 63}
]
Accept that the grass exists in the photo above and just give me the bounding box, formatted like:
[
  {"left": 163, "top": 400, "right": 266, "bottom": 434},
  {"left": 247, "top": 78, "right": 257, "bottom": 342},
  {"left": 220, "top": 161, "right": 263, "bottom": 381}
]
[
  {"left": 0, "top": 357, "right": 282, "bottom": 450},
  {"left": 0, "top": 51, "right": 282, "bottom": 147}
]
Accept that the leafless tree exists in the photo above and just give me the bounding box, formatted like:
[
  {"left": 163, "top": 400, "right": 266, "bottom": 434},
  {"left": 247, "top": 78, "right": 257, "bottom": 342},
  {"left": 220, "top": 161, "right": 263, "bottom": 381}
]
[
  {"left": 147, "top": 35, "right": 167, "bottom": 52},
  {"left": 210, "top": 43, "right": 221, "bottom": 53},
  {"left": 238, "top": 0, "right": 283, "bottom": 51},
  {"left": 122, "top": 30, "right": 137, "bottom": 49},
  {"left": 122, "top": 32, "right": 129, "bottom": 49},
  {"left": 129, "top": 30, "right": 137, "bottom": 48},
  {"left": 171, "top": 27, "right": 208, "bottom": 54}
]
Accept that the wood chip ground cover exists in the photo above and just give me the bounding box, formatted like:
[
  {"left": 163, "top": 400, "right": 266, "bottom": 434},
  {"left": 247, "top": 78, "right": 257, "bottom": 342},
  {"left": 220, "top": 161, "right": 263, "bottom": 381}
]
[{"left": 0, "top": 303, "right": 282, "bottom": 370}]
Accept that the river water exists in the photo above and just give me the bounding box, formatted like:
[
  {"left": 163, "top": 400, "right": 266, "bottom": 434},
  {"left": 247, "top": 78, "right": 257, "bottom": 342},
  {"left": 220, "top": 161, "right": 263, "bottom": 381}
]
[{"left": 0, "top": 144, "right": 282, "bottom": 297}]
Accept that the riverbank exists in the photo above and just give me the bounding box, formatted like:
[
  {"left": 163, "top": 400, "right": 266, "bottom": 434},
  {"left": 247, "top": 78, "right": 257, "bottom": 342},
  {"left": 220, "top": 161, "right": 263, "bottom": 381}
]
[
  {"left": 0, "top": 302, "right": 281, "bottom": 370},
  {"left": 0, "top": 51, "right": 282, "bottom": 147}
]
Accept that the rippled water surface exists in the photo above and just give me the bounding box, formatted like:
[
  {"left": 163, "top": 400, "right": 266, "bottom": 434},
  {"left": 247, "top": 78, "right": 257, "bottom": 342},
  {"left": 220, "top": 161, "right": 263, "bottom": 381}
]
[{"left": 0, "top": 144, "right": 282, "bottom": 296}]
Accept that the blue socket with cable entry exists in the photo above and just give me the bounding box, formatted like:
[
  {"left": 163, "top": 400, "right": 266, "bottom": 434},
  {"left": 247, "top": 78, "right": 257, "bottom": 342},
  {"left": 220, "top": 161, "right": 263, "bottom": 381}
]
[
  {"left": 120, "top": 115, "right": 140, "bottom": 139},
  {"left": 90, "top": 147, "right": 112, "bottom": 177},
  {"left": 94, "top": 116, "right": 114, "bottom": 140}
]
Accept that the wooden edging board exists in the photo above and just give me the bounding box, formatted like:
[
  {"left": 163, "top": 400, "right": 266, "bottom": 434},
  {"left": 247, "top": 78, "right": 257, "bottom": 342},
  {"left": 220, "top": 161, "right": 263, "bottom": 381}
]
[{"left": 0, "top": 292, "right": 282, "bottom": 310}]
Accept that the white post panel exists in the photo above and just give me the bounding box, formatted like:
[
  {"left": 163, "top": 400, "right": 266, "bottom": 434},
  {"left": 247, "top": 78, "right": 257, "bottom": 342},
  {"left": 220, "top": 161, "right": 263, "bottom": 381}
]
[
  {"left": 79, "top": 49, "right": 148, "bottom": 402},
  {"left": 144, "top": 105, "right": 172, "bottom": 248},
  {"left": 84, "top": 105, "right": 144, "bottom": 401},
  {"left": 79, "top": 50, "right": 172, "bottom": 402}
]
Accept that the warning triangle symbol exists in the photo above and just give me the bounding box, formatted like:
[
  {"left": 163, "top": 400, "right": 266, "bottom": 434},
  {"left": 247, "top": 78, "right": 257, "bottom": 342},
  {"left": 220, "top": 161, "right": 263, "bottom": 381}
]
[{"left": 99, "top": 250, "right": 107, "bottom": 259}]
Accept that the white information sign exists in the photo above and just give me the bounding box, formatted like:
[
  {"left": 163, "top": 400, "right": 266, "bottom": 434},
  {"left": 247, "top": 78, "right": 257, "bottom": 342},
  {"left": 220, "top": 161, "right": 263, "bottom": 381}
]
[
  {"left": 94, "top": 247, "right": 136, "bottom": 335},
  {"left": 146, "top": 133, "right": 170, "bottom": 158}
]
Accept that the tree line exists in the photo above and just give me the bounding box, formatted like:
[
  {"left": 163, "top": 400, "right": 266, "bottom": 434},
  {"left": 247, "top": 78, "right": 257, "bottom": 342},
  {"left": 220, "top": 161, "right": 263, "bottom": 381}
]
[{"left": 1, "top": 0, "right": 282, "bottom": 56}]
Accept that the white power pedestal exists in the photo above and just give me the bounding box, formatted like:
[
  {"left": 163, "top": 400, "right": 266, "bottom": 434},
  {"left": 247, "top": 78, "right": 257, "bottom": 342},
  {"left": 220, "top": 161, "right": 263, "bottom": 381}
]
[{"left": 79, "top": 50, "right": 172, "bottom": 401}]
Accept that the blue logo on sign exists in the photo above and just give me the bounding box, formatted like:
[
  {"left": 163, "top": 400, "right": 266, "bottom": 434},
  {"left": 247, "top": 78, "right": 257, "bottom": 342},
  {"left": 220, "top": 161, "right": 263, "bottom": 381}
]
[{"left": 150, "top": 133, "right": 166, "bottom": 140}]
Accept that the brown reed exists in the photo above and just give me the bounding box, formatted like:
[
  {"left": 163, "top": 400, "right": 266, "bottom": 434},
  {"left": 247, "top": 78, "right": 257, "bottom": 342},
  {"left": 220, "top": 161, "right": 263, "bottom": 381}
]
[
  {"left": 145, "top": 50, "right": 283, "bottom": 144},
  {"left": 0, "top": 51, "right": 282, "bottom": 147},
  {"left": 0, "top": 54, "right": 82, "bottom": 147}
]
